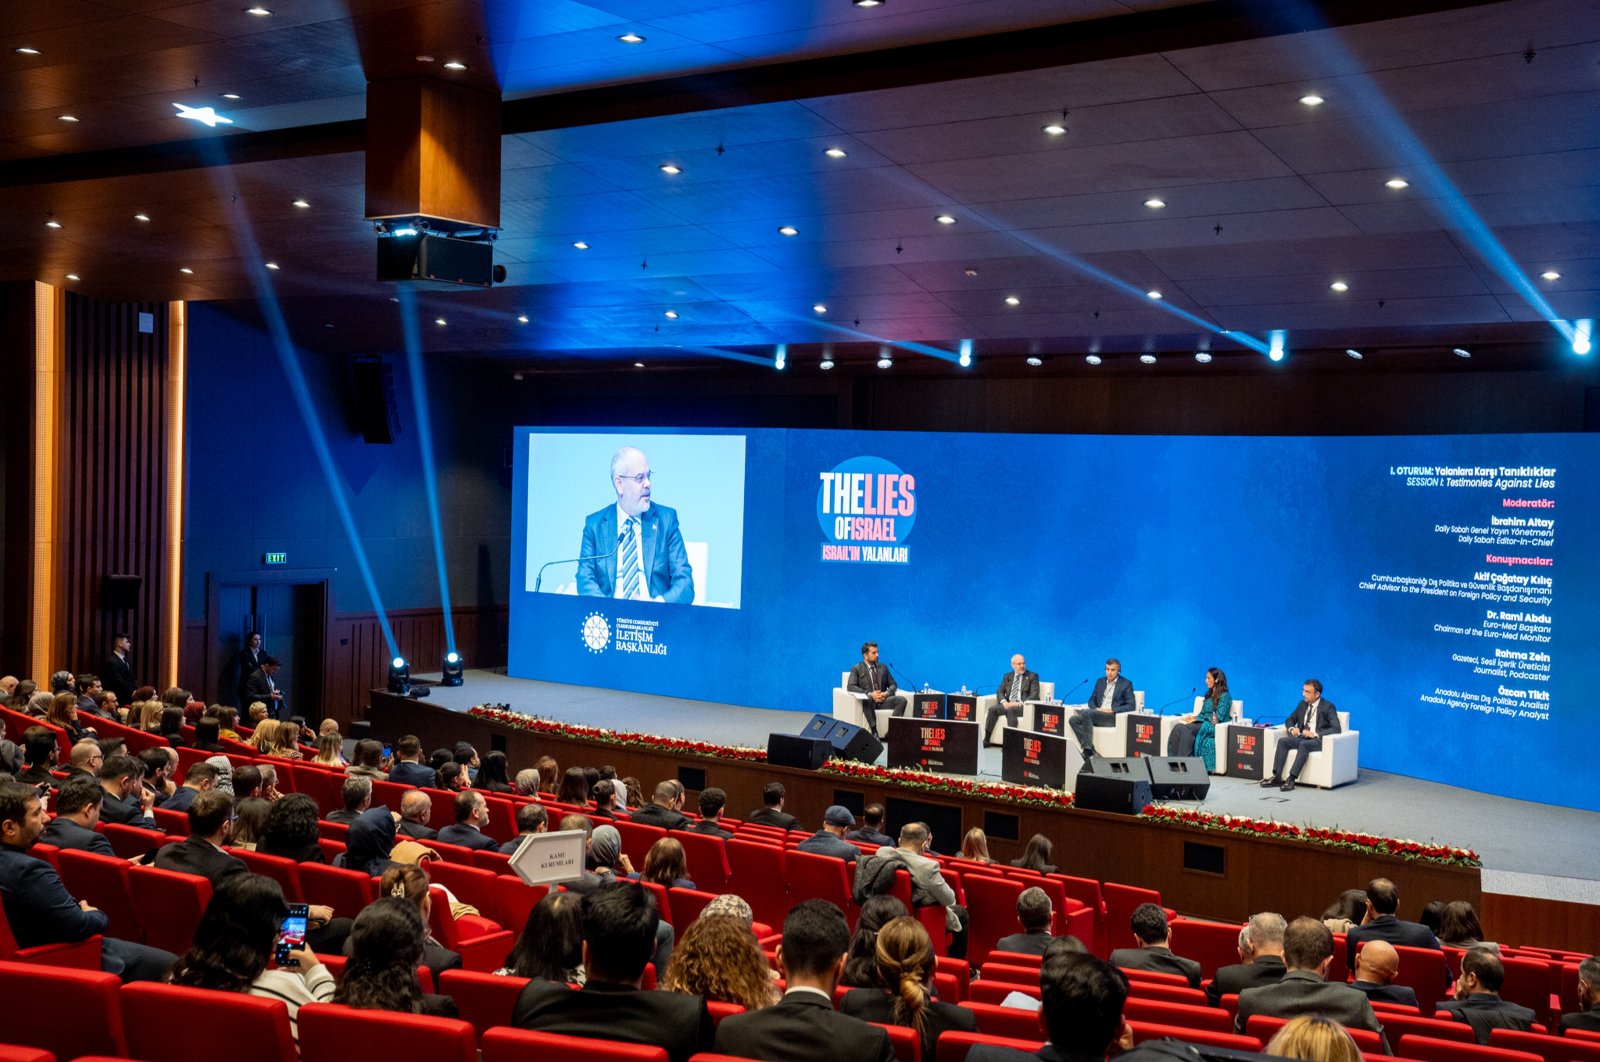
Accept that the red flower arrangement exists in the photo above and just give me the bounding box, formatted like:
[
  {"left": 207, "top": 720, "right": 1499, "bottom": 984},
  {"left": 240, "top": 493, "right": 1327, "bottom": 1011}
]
[
  {"left": 1140, "top": 805, "right": 1480, "bottom": 867},
  {"left": 819, "top": 759, "right": 1076, "bottom": 811},
  {"left": 468, "top": 706, "right": 769, "bottom": 762}
]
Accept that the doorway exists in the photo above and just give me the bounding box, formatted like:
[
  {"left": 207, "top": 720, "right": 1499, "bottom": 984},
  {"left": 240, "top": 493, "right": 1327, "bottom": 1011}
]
[{"left": 206, "top": 571, "right": 331, "bottom": 716}]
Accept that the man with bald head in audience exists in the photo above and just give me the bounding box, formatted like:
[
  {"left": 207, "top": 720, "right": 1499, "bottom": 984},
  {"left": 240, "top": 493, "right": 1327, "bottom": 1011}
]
[
  {"left": 1206, "top": 912, "right": 1287, "bottom": 1006},
  {"left": 1350, "top": 940, "right": 1418, "bottom": 1007},
  {"left": 629, "top": 779, "right": 693, "bottom": 831},
  {"left": 397, "top": 790, "right": 438, "bottom": 840}
]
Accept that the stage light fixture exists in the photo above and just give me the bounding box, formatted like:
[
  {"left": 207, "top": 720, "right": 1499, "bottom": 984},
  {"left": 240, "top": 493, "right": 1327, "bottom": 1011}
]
[
  {"left": 1330, "top": 280, "right": 1348, "bottom": 292},
  {"left": 65, "top": 273, "right": 79, "bottom": 281},
  {"left": 443, "top": 61, "right": 466, "bottom": 71},
  {"left": 774, "top": 344, "right": 787, "bottom": 370},
  {"left": 388, "top": 656, "right": 411, "bottom": 694},
  {"left": 819, "top": 353, "right": 835, "bottom": 370},
  {"left": 633, "top": 361, "right": 645, "bottom": 368},
  {"left": 659, "top": 163, "right": 682, "bottom": 175},
  {"left": 441, "top": 652, "right": 463, "bottom": 687},
  {"left": 292, "top": 198, "right": 309, "bottom": 208},
  {"left": 223, "top": 93, "right": 242, "bottom": 100},
  {"left": 517, "top": 314, "right": 529, "bottom": 324},
  {"left": 573, "top": 241, "right": 589, "bottom": 249},
  {"left": 57, "top": 115, "right": 79, "bottom": 123},
  {"left": 1042, "top": 122, "right": 1067, "bottom": 136},
  {"left": 618, "top": 33, "right": 645, "bottom": 43},
  {"left": 174, "top": 103, "right": 233, "bottom": 126},
  {"left": 876, "top": 348, "right": 893, "bottom": 369},
  {"left": 853, "top": 0, "right": 883, "bottom": 7},
  {"left": 134, "top": 213, "right": 150, "bottom": 222},
  {"left": 264, "top": 261, "right": 280, "bottom": 270},
  {"left": 1452, "top": 347, "right": 1472, "bottom": 358},
  {"left": 778, "top": 225, "right": 798, "bottom": 236},
  {"left": 45, "top": 215, "right": 61, "bottom": 229},
  {"left": 663, "top": 309, "right": 678, "bottom": 319},
  {"left": 1026, "top": 356, "right": 1043, "bottom": 367},
  {"left": 15, "top": 47, "right": 40, "bottom": 55},
  {"left": 1574, "top": 321, "right": 1593, "bottom": 356},
  {"left": 934, "top": 214, "right": 956, "bottom": 225},
  {"left": 179, "top": 267, "right": 193, "bottom": 274},
  {"left": 434, "top": 317, "right": 446, "bottom": 326},
  {"left": 958, "top": 339, "right": 973, "bottom": 368},
  {"left": 813, "top": 303, "right": 827, "bottom": 314}
]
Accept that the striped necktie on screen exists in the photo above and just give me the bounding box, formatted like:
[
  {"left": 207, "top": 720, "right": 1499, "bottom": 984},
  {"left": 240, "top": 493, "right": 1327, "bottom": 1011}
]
[
  {"left": 618, "top": 517, "right": 641, "bottom": 600},
  {"left": 1011, "top": 674, "right": 1022, "bottom": 702}
]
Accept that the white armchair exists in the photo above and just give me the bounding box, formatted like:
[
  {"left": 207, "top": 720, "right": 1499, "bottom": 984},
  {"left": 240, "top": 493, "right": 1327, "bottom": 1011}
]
[
  {"left": 1087, "top": 690, "right": 1146, "bottom": 757},
  {"left": 1262, "top": 711, "right": 1358, "bottom": 788},
  {"left": 832, "top": 671, "right": 870, "bottom": 730},
  {"left": 975, "top": 681, "right": 1057, "bottom": 746}
]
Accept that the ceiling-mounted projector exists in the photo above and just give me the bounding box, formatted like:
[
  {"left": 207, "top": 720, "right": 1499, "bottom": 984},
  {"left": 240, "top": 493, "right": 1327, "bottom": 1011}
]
[{"left": 375, "top": 220, "right": 506, "bottom": 287}]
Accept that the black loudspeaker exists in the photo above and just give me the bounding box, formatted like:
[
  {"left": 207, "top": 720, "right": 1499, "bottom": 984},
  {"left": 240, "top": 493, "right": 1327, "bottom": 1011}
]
[
  {"left": 1074, "top": 757, "right": 1153, "bottom": 815},
  {"left": 1145, "top": 756, "right": 1210, "bottom": 800},
  {"left": 798, "top": 713, "right": 883, "bottom": 764},
  {"left": 102, "top": 574, "right": 142, "bottom": 611},
  {"left": 351, "top": 358, "right": 400, "bottom": 444},
  {"left": 767, "top": 733, "right": 832, "bottom": 770}
]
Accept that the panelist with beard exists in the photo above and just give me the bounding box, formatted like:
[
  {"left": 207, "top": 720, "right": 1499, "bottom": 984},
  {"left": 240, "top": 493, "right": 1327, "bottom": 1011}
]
[{"left": 577, "top": 446, "right": 694, "bottom": 604}]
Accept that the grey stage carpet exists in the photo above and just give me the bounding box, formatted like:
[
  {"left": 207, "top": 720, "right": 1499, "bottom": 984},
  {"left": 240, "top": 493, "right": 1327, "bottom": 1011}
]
[{"left": 415, "top": 669, "right": 1600, "bottom": 905}]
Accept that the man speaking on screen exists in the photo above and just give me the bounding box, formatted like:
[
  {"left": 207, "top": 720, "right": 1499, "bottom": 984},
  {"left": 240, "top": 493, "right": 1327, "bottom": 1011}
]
[{"left": 577, "top": 446, "right": 695, "bottom": 604}]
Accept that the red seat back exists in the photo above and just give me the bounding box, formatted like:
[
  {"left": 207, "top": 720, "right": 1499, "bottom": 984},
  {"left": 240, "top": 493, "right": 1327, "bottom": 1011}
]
[
  {"left": 1247, "top": 1013, "right": 1383, "bottom": 1052},
  {"left": 613, "top": 820, "right": 668, "bottom": 868},
  {"left": 1379, "top": 1012, "right": 1477, "bottom": 1045},
  {"left": 56, "top": 849, "right": 142, "bottom": 942},
  {"left": 492, "top": 875, "right": 548, "bottom": 935},
  {"left": 936, "top": 1031, "right": 1044, "bottom": 1062},
  {"left": 1129, "top": 1021, "right": 1261, "bottom": 1052},
  {"left": 481, "top": 797, "right": 518, "bottom": 843},
  {"left": 1386, "top": 943, "right": 1455, "bottom": 1016},
  {"left": 1489, "top": 1028, "right": 1600, "bottom": 1062},
  {"left": 425, "top": 861, "right": 501, "bottom": 920},
  {"left": 786, "top": 851, "right": 856, "bottom": 927},
  {"left": 870, "top": 1022, "right": 920, "bottom": 1062},
  {"left": 958, "top": 1001, "right": 1048, "bottom": 1040},
  {"left": 1102, "top": 882, "right": 1164, "bottom": 953},
  {"left": 482, "top": 1027, "right": 668, "bottom": 1062},
  {"left": 149, "top": 807, "right": 190, "bottom": 836},
  {"left": 234, "top": 850, "right": 302, "bottom": 902},
  {"left": 471, "top": 848, "right": 513, "bottom": 873},
  {"left": 963, "top": 874, "right": 1026, "bottom": 968},
  {"left": 725, "top": 840, "right": 787, "bottom": 928},
  {"left": 706, "top": 1000, "right": 746, "bottom": 1027},
  {"left": 298, "top": 1001, "right": 475, "bottom": 1062},
  {"left": 1123, "top": 997, "right": 1232, "bottom": 1033},
  {"left": 122, "top": 982, "right": 297, "bottom": 1062},
  {"left": 125, "top": 865, "right": 211, "bottom": 954},
  {"left": 670, "top": 830, "right": 731, "bottom": 893},
  {"left": 1395, "top": 1036, "right": 1543, "bottom": 1062},
  {"left": 438, "top": 969, "right": 531, "bottom": 1037},
  {"left": 1167, "top": 918, "right": 1246, "bottom": 981},
  {"left": 297, "top": 862, "right": 375, "bottom": 914},
  {"left": 0, "top": 959, "right": 127, "bottom": 1059},
  {"left": 97, "top": 823, "right": 166, "bottom": 860},
  {"left": 1048, "top": 875, "right": 1105, "bottom": 955}
]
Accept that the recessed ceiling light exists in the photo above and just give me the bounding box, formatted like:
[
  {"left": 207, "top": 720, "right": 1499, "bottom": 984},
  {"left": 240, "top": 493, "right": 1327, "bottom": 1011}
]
[
  {"left": 1042, "top": 123, "right": 1067, "bottom": 136},
  {"left": 1085, "top": 354, "right": 1102, "bottom": 365},
  {"left": 174, "top": 103, "right": 232, "bottom": 126},
  {"left": 245, "top": 6, "right": 272, "bottom": 14},
  {"left": 1299, "top": 94, "right": 1324, "bottom": 106},
  {"left": 517, "top": 314, "right": 529, "bottom": 324},
  {"left": 617, "top": 33, "right": 645, "bottom": 43},
  {"left": 222, "top": 93, "right": 242, "bottom": 100},
  {"left": 820, "top": 355, "right": 835, "bottom": 370},
  {"left": 134, "top": 213, "right": 150, "bottom": 222},
  {"left": 572, "top": 240, "right": 589, "bottom": 250},
  {"left": 1452, "top": 347, "right": 1471, "bottom": 358},
  {"left": 415, "top": 55, "right": 434, "bottom": 63},
  {"left": 1144, "top": 198, "right": 1166, "bottom": 209},
  {"left": 15, "top": 47, "right": 40, "bottom": 56},
  {"left": 64, "top": 273, "right": 79, "bottom": 281},
  {"left": 633, "top": 361, "right": 645, "bottom": 368},
  {"left": 853, "top": 0, "right": 883, "bottom": 6},
  {"left": 663, "top": 310, "right": 678, "bottom": 319},
  {"left": 1346, "top": 349, "right": 1364, "bottom": 360},
  {"left": 292, "top": 198, "right": 309, "bottom": 208},
  {"left": 435, "top": 317, "right": 447, "bottom": 326},
  {"left": 45, "top": 218, "right": 62, "bottom": 229},
  {"left": 443, "top": 61, "right": 466, "bottom": 71},
  {"left": 1385, "top": 177, "right": 1409, "bottom": 189},
  {"left": 934, "top": 214, "right": 957, "bottom": 225},
  {"left": 963, "top": 268, "right": 978, "bottom": 277},
  {"left": 1541, "top": 270, "right": 1560, "bottom": 281},
  {"left": 659, "top": 163, "right": 681, "bottom": 175},
  {"left": 264, "top": 261, "right": 280, "bottom": 270},
  {"left": 1330, "top": 280, "right": 1348, "bottom": 292},
  {"left": 1140, "top": 354, "right": 1157, "bottom": 364},
  {"left": 1194, "top": 351, "right": 1213, "bottom": 363},
  {"left": 824, "top": 147, "right": 848, "bottom": 159},
  {"left": 178, "top": 267, "right": 193, "bottom": 274},
  {"left": 778, "top": 225, "right": 798, "bottom": 236},
  {"left": 813, "top": 303, "right": 827, "bottom": 314},
  {"left": 876, "top": 355, "right": 893, "bottom": 369},
  {"left": 1004, "top": 295, "right": 1020, "bottom": 306},
  {"left": 57, "top": 114, "right": 79, "bottom": 123},
  {"left": 1025, "top": 356, "right": 1043, "bottom": 367},
  {"left": 1146, "top": 290, "right": 1163, "bottom": 299}
]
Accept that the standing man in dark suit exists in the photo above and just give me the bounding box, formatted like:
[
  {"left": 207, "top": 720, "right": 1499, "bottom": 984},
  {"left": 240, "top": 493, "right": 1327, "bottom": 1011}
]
[
  {"left": 715, "top": 899, "right": 895, "bottom": 1062},
  {"left": 967, "top": 950, "right": 1134, "bottom": 1062},
  {"left": 1562, "top": 956, "right": 1600, "bottom": 1033},
  {"left": 1439, "top": 948, "right": 1536, "bottom": 1043},
  {"left": 154, "top": 790, "right": 247, "bottom": 885},
  {"left": 234, "top": 631, "right": 266, "bottom": 710},
  {"left": 244, "top": 655, "right": 285, "bottom": 721},
  {"left": 1068, "top": 659, "right": 1135, "bottom": 761},
  {"left": 1262, "top": 678, "right": 1340, "bottom": 791},
  {"left": 847, "top": 642, "right": 906, "bottom": 739},
  {"left": 985, "top": 654, "right": 1040, "bottom": 747},
  {"left": 1344, "top": 877, "right": 1442, "bottom": 967},
  {"left": 514, "top": 883, "right": 713, "bottom": 1062},
  {"left": 1207, "top": 913, "right": 1288, "bottom": 1006},
  {"left": 40, "top": 776, "right": 118, "bottom": 857},
  {"left": 1236, "top": 917, "right": 1387, "bottom": 1048},
  {"left": 102, "top": 633, "right": 136, "bottom": 705},
  {"left": 1349, "top": 940, "right": 1419, "bottom": 1007},
  {"left": 1109, "top": 903, "right": 1202, "bottom": 988},
  {"left": 576, "top": 446, "right": 694, "bottom": 604},
  {"left": 747, "top": 782, "right": 801, "bottom": 831}
]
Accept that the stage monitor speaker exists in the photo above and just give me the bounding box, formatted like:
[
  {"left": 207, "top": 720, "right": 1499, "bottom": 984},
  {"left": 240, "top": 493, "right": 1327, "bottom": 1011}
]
[
  {"left": 1146, "top": 756, "right": 1210, "bottom": 800},
  {"left": 767, "top": 733, "right": 832, "bottom": 771},
  {"left": 798, "top": 713, "right": 882, "bottom": 764},
  {"left": 1074, "top": 757, "right": 1153, "bottom": 815},
  {"left": 102, "top": 574, "right": 142, "bottom": 611}
]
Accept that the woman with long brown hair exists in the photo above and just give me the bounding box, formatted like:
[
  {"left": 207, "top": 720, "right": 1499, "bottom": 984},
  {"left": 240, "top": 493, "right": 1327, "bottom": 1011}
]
[{"left": 840, "top": 916, "right": 976, "bottom": 1058}]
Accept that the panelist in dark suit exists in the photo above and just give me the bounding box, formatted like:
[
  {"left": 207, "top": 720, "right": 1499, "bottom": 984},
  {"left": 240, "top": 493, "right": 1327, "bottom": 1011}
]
[
  {"left": 985, "top": 655, "right": 1040, "bottom": 747},
  {"left": 1344, "top": 878, "right": 1442, "bottom": 968},
  {"left": 715, "top": 899, "right": 896, "bottom": 1062},
  {"left": 1562, "top": 957, "right": 1600, "bottom": 1033},
  {"left": 1236, "top": 917, "right": 1386, "bottom": 1051},
  {"left": 1439, "top": 948, "right": 1536, "bottom": 1044},
  {"left": 1262, "top": 678, "right": 1340, "bottom": 792},
  {"left": 1068, "top": 659, "right": 1135, "bottom": 759},
  {"left": 575, "top": 446, "right": 694, "bottom": 604},
  {"left": 101, "top": 633, "right": 137, "bottom": 705},
  {"left": 1206, "top": 912, "right": 1287, "bottom": 1007},
  {"left": 847, "top": 641, "right": 906, "bottom": 739}
]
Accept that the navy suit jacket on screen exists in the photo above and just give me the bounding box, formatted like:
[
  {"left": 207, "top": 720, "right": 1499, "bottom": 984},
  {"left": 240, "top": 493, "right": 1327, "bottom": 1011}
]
[{"left": 576, "top": 503, "right": 694, "bottom": 604}]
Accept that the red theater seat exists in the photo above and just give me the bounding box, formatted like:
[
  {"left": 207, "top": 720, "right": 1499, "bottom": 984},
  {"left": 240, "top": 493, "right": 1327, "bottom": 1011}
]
[
  {"left": 297, "top": 862, "right": 375, "bottom": 913},
  {"left": 122, "top": 982, "right": 297, "bottom": 1062},
  {"left": 725, "top": 839, "right": 787, "bottom": 928},
  {"left": 1123, "top": 997, "right": 1233, "bottom": 1033},
  {"left": 963, "top": 874, "right": 1025, "bottom": 968},
  {"left": 125, "top": 864, "right": 211, "bottom": 954},
  {"left": 786, "top": 851, "right": 857, "bottom": 927},
  {"left": 1128, "top": 1021, "right": 1261, "bottom": 1052},
  {"left": 1246, "top": 1013, "right": 1384, "bottom": 1053},
  {"left": 670, "top": 832, "right": 731, "bottom": 894},
  {"left": 438, "top": 969, "right": 530, "bottom": 1037},
  {"left": 935, "top": 1031, "right": 1044, "bottom": 1062},
  {"left": 958, "top": 1002, "right": 1048, "bottom": 1040},
  {"left": 1168, "top": 918, "right": 1246, "bottom": 981},
  {"left": 428, "top": 885, "right": 512, "bottom": 972},
  {"left": 871, "top": 1022, "right": 920, "bottom": 1062},
  {"left": 483, "top": 1027, "right": 668, "bottom": 1062},
  {"left": 0, "top": 959, "right": 127, "bottom": 1058},
  {"left": 1378, "top": 1011, "right": 1477, "bottom": 1046},
  {"left": 1395, "top": 1037, "right": 1542, "bottom": 1062},
  {"left": 56, "top": 849, "right": 142, "bottom": 943},
  {"left": 1490, "top": 1028, "right": 1600, "bottom": 1062},
  {"left": 297, "top": 1002, "right": 476, "bottom": 1062}
]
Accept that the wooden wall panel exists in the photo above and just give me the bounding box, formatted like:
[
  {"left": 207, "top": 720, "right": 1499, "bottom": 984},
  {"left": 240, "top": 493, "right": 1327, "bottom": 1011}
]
[
  {"left": 324, "top": 605, "right": 508, "bottom": 719},
  {"left": 56, "top": 294, "right": 171, "bottom": 682}
]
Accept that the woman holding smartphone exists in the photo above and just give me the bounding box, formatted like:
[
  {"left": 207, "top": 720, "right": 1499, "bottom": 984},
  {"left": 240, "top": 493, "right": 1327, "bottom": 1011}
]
[{"left": 169, "top": 874, "right": 333, "bottom": 1044}]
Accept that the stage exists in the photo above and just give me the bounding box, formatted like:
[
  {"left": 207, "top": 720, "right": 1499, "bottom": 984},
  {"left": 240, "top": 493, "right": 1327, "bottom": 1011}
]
[{"left": 407, "top": 669, "right": 1600, "bottom": 909}]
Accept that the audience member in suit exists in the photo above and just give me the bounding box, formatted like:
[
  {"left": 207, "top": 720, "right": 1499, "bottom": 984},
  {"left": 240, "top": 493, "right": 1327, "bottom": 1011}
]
[
  {"left": 102, "top": 633, "right": 138, "bottom": 705},
  {"left": 435, "top": 790, "right": 500, "bottom": 851},
  {"left": 967, "top": 948, "right": 1135, "bottom": 1062},
  {"left": 875, "top": 822, "right": 968, "bottom": 959},
  {"left": 514, "top": 882, "right": 712, "bottom": 1062},
  {"left": 98, "top": 755, "right": 158, "bottom": 828},
  {"left": 690, "top": 787, "right": 735, "bottom": 839},
  {"left": 748, "top": 781, "right": 801, "bottom": 831},
  {"left": 1109, "top": 903, "right": 1202, "bottom": 989},
  {"left": 1344, "top": 877, "right": 1443, "bottom": 967},
  {"left": 0, "top": 782, "right": 175, "bottom": 981},
  {"left": 846, "top": 804, "right": 894, "bottom": 847},
  {"left": 1207, "top": 912, "right": 1288, "bottom": 1006},
  {"left": 387, "top": 736, "right": 436, "bottom": 788},
  {"left": 325, "top": 776, "right": 372, "bottom": 825},
  {"left": 1439, "top": 947, "right": 1536, "bottom": 1044},
  {"left": 154, "top": 789, "right": 248, "bottom": 885},
  {"left": 1068, "top": 658, "right": 1136, "bottom": 760},
  {"left": 796, "top": 805, "right": 861, "bottom": 863},
  {"left": 244, "top": 656, "right": 285, "bottom": 720},
  {"left": 1235, "top": 917, "right": 1387, "bottom": 1051},
  {"left": 396, "top": 791, "right": 439, "bottom": 840},
  {"left": 234, "top": 633, "right": 267, "bottom": 710},
  {"left": 1261, "top": 678, "right": 1341, "bottom": 792},
  {"left": 1349, "top": 940, "right": 1419, "bottom": 1007},
  {"left": 995, "top": 887, "right": 1059, "bottom": 958},
  {"left": 159, "top": 760, "right": 219, "bottom": 813},
  {"left": 1563, "top": 956, "right": 1600, "bottom": 1034},
  {"left": 716, "top": 898, "right": 895, "bottom": 1062},
  {"left": 586, "top": 779, "right": 628, "bottom": 821},
  {"left": 39, "top": 775, "right": 117, "bottom": 857},
  {"left": 17, "top": 726, "right": 60, "bottom": 788},
  {"left": 500, "top": 802, "right": 548, "bottom": 854},
  {"left": 629, "top": 779, "right": 694, "bottom": 830},
  {"left": 847, "top": 641, "right": 907, "bottom": 739},
  {"left": 985, "top": 654, "right": 1041, "bottom": 746},
  {"left": 841, "top": 915, "right": 977, "bottom": 1059}
]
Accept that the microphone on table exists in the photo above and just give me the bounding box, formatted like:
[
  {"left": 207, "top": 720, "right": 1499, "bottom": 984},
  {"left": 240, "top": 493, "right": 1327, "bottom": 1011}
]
[{"left": 534, "top": 546, "right": 618, "bottom": 592}]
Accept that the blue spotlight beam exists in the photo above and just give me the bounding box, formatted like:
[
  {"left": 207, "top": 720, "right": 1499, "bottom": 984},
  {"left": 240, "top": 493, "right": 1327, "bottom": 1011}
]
[
  {"left": 196, "top": 139, "right": 399, "bottom": 659},
  {"left": 397, "top": 285, "right": 457, "bottom": 658}
]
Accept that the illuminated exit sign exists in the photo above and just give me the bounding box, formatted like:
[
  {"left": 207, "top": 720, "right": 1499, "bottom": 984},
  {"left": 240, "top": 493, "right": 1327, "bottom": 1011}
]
[{"left": 263, "top": 552, "right": 288, "bottom": 565}]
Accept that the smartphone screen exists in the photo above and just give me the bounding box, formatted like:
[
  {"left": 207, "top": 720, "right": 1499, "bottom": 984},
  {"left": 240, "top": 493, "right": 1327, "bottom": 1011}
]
[
  {"left": 383, "top": 744, "right": 393, "bottom": 759},
  {"left": 275, "top": 903, "right": 309, "bottom": 966}
]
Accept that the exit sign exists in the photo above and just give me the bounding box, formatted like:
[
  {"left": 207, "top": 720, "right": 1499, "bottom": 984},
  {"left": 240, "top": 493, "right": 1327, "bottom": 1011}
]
[{"left": 263, "top": 552, "right": 288, "bottom": 565}]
